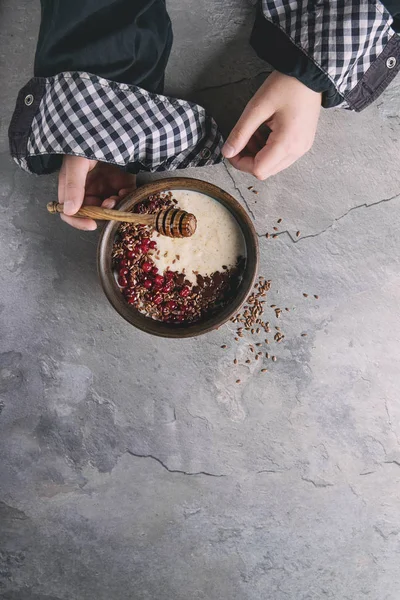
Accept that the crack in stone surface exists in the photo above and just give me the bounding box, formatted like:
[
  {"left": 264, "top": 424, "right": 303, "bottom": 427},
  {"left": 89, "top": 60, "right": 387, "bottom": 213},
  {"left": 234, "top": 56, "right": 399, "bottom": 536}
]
[
  {"left": 301, "top": 477, "right": 334, "bottom": 488},
  {"left": 257, "top": 193, "right": 400, "bottom": 242},
  {"left": 125, "top": 450, "right": 225, "bottom": 477},
  {"left": 224, "top": 162, "right": 256, "bottom": 219},
  {"left": 194, "top": 70, "right": 271, "bottom": 94}
]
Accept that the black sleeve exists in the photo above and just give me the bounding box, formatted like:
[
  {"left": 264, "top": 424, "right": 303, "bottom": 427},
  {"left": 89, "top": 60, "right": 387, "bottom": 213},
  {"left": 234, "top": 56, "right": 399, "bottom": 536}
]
[
  {"left": 251, "top": 0, "right": 400, "bottom": 111},
  {"left": 9, "top": 0, "right": 223, "bottom": 176}
]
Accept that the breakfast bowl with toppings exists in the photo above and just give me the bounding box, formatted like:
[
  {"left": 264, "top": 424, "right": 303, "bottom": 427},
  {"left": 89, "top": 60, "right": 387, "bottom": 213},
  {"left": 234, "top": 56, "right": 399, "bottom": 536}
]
[{"left": 98, "top": 177, "right": 259, "bottom": 338}]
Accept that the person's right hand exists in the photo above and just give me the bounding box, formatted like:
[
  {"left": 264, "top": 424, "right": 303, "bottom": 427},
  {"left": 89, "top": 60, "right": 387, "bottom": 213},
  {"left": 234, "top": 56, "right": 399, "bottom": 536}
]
[{"left": 58, "top": 156, "right": 137, "bottom": 230}]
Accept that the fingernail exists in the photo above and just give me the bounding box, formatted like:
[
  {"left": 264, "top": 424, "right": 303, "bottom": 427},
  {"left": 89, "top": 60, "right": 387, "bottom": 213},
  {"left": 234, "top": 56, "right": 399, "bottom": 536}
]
[
  {"left": 85, "top": 222, "right": 97, "bottom": 231},
  {"left": 63, "top": 200, "right": 75, "bottom": 215},
  {"left": 222, "top": 142, "right": 235, "bottom": 158},
  {"left": 104, "top": 202, "right": 116, "bottom": 210}
]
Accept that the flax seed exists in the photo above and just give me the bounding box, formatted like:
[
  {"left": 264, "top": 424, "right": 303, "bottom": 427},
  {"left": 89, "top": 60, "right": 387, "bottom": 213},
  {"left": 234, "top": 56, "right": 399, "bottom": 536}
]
[
  {"left": 272, "top": 234, "right": 278, "bottom": 239},
  {"left": 314, "top": 295, "right": 319, "bottom": 299},
  {"left": 261, "top": 368, "right": 268, "bottom": 373},
  {"left": 234, "top": 359, "right": 238, "bottom": 365},
  {"left": 266, "top": 233, "right": 270, "bottom": 239},
  {"left": 273, "top": 227, "right": 278, "bottom": 231},
  {"left": 221, "top": 344, "right": 227, "bottom": 349},
  {"left": 272, "top": 356, "right": 277, "bottom": 362},
  {"left": 277, "top": 218, "right": 282, "bottom": 224},
  {"left": 236, "top": 379, "right": 241, "bottom": 384},
  {"left": 296, "top": 231, "right": 300, "bottom": 237},
  {"left": 245, "top": 359, "right": 251, "bottom": 364},
  {"left": 303, "top": 293, "right": 308, "bottom": 298},
  {"left": 301, "top": 333, "right": 307, "bottom": 337}
]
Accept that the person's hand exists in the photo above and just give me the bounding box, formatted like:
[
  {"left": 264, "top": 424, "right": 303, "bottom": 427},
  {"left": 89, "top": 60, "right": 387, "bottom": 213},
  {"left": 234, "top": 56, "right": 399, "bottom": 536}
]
[
  {"left": 222, "top": 71, "right": 322, "bottom": 180},
  {"left": 58, "top": 156, "right": 137, "bottom": 230}
]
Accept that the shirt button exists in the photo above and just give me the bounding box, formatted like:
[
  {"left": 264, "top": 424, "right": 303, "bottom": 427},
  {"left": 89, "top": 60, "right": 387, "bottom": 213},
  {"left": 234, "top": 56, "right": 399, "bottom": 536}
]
[
  {"left": 386, "top": 57, "right": 397, "bottom": 69},
  {"left": 24, "top": 94, "right": 34, "bottom": 106}
]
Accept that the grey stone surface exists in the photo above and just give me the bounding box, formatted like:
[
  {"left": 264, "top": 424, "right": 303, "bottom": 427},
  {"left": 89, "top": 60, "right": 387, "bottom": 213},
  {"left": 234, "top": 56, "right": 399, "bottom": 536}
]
[{"left": 1, "top": 1, "right": 400, "bottom": 599}]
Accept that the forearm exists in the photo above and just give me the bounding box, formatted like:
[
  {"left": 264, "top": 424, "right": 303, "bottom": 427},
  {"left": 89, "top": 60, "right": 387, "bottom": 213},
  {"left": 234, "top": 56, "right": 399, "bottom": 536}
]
[
  {"left": 34, "top": 0, "right": 172, "bottom": 93},
  {"left": 9, "top": 0, "right": 223, "bottom": 176},
  {"left": 251, "top": 0, "right": 400, "bottom": 110}
]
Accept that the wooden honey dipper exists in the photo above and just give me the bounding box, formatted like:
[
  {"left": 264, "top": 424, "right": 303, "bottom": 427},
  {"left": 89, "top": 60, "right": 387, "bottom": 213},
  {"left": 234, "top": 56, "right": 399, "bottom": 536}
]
[{"left": 46, "top": 202, "right": 197, "bottom": 238}]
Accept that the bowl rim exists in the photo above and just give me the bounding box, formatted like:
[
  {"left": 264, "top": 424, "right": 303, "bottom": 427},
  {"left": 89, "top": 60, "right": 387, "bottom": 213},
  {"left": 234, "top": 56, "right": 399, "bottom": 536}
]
[{"left": 97, "top": 176, "right": 259, "bottom": 338}]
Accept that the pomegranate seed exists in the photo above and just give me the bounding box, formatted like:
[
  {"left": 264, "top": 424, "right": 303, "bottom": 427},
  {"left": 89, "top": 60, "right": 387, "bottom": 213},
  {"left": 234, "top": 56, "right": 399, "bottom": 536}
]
[
  {"left": 142, "top": 261, "right": 152, "bottom": 273},
  {"left": 127, "top": 250, "right": 136, "bottom": 259},
  {"left": 119, "top": 258, "right": 128, "bottom": 268},
  {"left": 118, "top": 275, "right": 128, "bottom": 287},
  {"left": 134, "top": 244, "right": 141, "bottom": 254},
  {"left": 165, "top": 271, "right": 174, "bottom": 282},
  {"left": 151, "top": 266, "right": 159, "bottom": 275},
  {"left": 167, "top": 300, "right": 177, "bottom": 310},
  {"left": 162, "top": 282, "right": 173, "bottom": 293},
  {"left": 119, "top": 268, "right": 129, "bottom": 277},
  {"left": 149, "top": 240, "right": 157, "bottom": 249},
  {"left": 175, "top": 315, "right": 184, "bottom": 322},
  {"left": 143, "top": 279, "right": 152, "bottom": 290},
  {"left": 154, "top": 275, "right": 164, "bottom": 286},
  {"left": 153, "top": 294, "right": 163, "bottom": 305},
  {"left": 179, "top": 286, "right": 190, "bottom": 298},
  {"left": 127, "top": 296, "right": 137, "bottom": 305}
]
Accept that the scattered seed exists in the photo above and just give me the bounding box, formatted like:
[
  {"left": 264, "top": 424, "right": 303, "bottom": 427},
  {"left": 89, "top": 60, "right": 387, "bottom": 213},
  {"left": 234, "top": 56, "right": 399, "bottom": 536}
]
[
  {"left": 265, "top": 339, "right": 269, "bottom": 344},
  {"left": 252, "top": 190, "right": 258, "bottom": 195},
  {"left": 266, "top": 233, "right": 270, "bottom": 239},
  {"left": 266, "top": 352, "right": 269, "bottom": 359},
  {"left": 273, "top": 227, "right": 279, "bottom": 231},
  {"left": 285, "top": 307, "right": 290, "bottom": 312},
  {"left": 221, "top": 344, "right": 227, "bottom": 349},
  {"left": 301, "top": 333, "right": 308, "bottom": 337},
  {"left": 245, "top": 359, "right": 251, "bottom": 364},
  {"left": 255, "top": 355, "right": 259, "bottom": 360},
  {"left": 303, "top": 293, "right": 308, "bottom": 298},
  {"left": 248, "top": 186, "right": 253, "bottom": 191},
  {"left": 234, "top": 359, "right": 238, "bottom": 365},
  {"left": 296, "top": 231, "right": 301, "bottom": 237},
  {"left": 277, "top": 218, "right": 282, "bottom": 224},
  {"left": 272, "top": 356, "right": 277, "bottom": 362},
  {"left": 235, "top": 337, "right": 239, "bottom": 341},
  {"left": 236, "top": 379, "right": 241, "bottom": 384},
  {"left": 261, "top": 368, "right": 268, "bottom": 373},
  {"left": 271, "top": 305, "right": 276, "bottom": 308},
  {"left": 257, "top": 351, "right": 263, "bottom": 356},
  {"left": 272, "top": 234, "right": 278, "bottom": 239},
  {"left": 314, "top": 295, "right": 319, "bottom": 299},
  {"left": 250, "top": 347, "right": 255, "bottom": 353}
]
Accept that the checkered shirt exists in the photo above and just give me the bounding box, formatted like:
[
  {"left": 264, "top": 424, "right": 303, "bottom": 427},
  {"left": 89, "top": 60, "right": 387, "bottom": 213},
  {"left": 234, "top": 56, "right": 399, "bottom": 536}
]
[
  {"left": 22, "top": 72, "right": 223, "bottom": 173},
  {"left": 261, "top": 0, "right": 398, "bottom": 105}
]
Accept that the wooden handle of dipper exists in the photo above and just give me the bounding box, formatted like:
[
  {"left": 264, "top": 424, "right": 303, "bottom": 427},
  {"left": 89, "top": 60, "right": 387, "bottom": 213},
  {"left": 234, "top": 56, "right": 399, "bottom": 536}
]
[{"left": 46, "top": 202, "right": 197, "bottom": 238}]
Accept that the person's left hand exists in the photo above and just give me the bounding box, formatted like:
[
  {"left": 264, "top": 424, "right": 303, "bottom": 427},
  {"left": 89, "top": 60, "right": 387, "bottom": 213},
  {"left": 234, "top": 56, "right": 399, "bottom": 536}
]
[
  {"left": 222, "top": 71, "right": 321, "bottom": 180},
  {"left": 58, "top": 156, "right": 137, "bottom": 230}
]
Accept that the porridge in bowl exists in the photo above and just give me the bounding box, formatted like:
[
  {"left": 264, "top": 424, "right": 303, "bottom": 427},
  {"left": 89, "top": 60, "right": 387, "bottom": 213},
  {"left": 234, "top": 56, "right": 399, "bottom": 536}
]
[{"left": 112, "top": 189, "right": 246, "bottom": 324}]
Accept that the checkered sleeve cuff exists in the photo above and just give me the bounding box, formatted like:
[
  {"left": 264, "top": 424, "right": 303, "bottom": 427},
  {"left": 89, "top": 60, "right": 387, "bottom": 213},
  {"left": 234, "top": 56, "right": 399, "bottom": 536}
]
[
  {"left": 255, "top": 0, "right": 400, "bottom": 110},
  {"left": 9, "top": 72, "right": 224, "bottom": 175}
]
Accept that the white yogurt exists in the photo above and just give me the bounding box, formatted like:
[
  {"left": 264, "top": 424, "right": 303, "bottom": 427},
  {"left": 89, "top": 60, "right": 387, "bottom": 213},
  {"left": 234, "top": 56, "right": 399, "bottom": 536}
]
[{"left": 149, "top": 190, "right": 245, "bottom": 284}]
